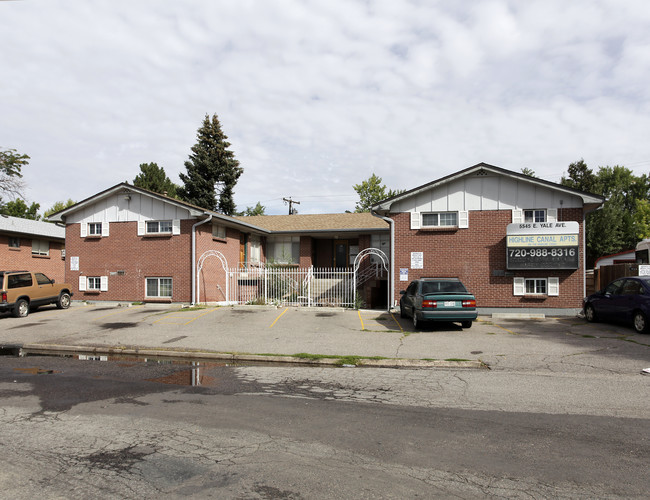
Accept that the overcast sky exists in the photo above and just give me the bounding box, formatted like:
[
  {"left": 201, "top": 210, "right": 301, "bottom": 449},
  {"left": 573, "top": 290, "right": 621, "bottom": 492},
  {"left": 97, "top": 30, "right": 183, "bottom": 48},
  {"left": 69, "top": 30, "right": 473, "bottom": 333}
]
[{"left": 2, "top": 0, "right": 649, "bottom": 215}]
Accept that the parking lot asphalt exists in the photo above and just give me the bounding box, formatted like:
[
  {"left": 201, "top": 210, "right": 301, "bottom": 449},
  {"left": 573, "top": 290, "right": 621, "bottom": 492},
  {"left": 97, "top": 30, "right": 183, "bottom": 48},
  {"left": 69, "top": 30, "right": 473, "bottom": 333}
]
[{"left": 1, "top": 302, "right": 650, "bottom": 373}]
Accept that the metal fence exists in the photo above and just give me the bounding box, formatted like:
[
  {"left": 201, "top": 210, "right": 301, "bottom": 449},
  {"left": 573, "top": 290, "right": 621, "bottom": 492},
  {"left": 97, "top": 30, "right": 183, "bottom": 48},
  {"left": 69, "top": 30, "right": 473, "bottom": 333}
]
[{"left": 226, "top": 266, "right": 356, "bottom": 307}]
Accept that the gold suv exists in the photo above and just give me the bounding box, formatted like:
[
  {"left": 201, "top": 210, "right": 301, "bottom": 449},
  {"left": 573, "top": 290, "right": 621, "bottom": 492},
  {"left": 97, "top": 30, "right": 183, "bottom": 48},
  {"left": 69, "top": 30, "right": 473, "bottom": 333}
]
[{"left": 0, "top": 271, "right": 73, "bottom": 318}]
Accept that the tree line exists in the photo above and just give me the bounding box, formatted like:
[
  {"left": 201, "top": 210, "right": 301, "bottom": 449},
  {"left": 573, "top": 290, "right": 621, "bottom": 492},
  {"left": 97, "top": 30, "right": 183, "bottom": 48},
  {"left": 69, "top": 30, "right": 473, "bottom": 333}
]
[{"left": 3, "top": 119, "right": 650, "bottom": 268}]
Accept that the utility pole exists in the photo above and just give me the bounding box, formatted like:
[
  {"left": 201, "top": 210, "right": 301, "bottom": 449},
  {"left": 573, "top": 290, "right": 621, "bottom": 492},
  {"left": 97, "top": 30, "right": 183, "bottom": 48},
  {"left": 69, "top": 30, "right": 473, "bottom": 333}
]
[{"left": 283, "top": 197, "right": 300, "bottom": 215}]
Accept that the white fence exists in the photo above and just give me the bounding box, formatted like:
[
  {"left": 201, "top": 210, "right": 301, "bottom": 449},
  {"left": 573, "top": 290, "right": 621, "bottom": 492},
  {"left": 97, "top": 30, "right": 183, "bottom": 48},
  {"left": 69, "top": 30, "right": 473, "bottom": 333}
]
[{"left": 226, "top": 267, "right": 356, "bottom": 307}]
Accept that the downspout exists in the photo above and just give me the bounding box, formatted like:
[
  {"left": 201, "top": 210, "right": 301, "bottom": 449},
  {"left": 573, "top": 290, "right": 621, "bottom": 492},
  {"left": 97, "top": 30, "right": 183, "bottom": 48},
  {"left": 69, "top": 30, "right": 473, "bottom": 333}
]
[
  {"left": 371, "top": 209, "right": 395, "bottom": 312},
  {"left": 191, "top": 214, "right": 213, "bottom": 305}
]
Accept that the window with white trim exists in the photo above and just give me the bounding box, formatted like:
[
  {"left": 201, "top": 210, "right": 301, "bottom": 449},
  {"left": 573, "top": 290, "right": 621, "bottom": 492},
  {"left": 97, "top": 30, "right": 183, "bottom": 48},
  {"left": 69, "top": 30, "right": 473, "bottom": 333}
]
[
  {"left": 526, "top": 278, "right": 546, "bottom": 294},
  {"left": 32, "top": 239, "right": 49, "bottom": 256},
  {"left": 88, "top": 222, "right": 102, "bottom": 235},
  {"left": 8, "top": 237, "right": 20, "bottom": 248},
  {"left": 147, "top": 220, "right": 173, "bottom": 234},
  {"left": 422, "top": 212, "right": 458, "bottom": 227},
  {"left": 514, "top": 277, "right": 559, "bottom": 296},
  {"left": 87, "top": 277, "right": 102, "bottom": 290},
  {"left": 146, "top": 277, "right": 173, "bottom": 298},
  {"left": 212, "top": 223, "right": 226, "bottom": 239},
  {"left": 524, "top": 209, "right": 546, "bottom": 223}
]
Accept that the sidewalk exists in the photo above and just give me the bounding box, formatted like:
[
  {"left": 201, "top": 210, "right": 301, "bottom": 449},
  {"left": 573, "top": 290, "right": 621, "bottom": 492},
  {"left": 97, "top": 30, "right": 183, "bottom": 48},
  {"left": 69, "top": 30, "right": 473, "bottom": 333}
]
[{"left": 2, "top": 303, "right": 648, "bottom": 373}]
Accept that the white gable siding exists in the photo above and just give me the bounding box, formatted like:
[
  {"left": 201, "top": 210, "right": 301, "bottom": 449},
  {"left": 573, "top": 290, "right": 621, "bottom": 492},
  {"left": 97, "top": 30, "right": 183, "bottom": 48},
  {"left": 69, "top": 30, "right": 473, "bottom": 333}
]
[
  {"left": 66, "top": 193, "right": 192, "bottom": 224},
  {"left": 390, "top": 173, "right": 583, "bottom": 213}
]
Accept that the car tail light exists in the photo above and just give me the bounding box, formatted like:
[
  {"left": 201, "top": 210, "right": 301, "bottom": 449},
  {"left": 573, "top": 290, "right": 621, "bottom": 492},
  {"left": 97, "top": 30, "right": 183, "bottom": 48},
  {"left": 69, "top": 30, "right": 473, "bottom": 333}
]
[
  {"left": 1, "top": 291, "right": 6, "bottom": 303},
  {"left": 422, "top": 299, "right": 437, "bottom": 309},
  {"left": 462, "top": 299, "right": 476, "bottom": 308}
]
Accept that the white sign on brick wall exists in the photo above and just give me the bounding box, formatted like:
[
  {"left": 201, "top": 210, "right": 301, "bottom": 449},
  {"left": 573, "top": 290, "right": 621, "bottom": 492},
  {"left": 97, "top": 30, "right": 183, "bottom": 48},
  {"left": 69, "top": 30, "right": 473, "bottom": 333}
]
[{"left": 411, "top": 252, "right": 423, "bottom": 269}]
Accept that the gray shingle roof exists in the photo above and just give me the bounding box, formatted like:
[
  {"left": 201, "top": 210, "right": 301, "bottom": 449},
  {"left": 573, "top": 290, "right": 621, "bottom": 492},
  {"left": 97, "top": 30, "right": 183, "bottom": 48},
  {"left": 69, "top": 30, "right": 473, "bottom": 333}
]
[{"left": 0, "top": 215, "right": 65, "bottom": 240}]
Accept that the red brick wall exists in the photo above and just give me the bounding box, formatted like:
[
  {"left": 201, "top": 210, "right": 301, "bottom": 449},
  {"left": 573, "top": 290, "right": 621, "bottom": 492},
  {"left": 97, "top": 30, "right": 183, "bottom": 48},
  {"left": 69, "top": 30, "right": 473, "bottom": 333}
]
[
  {"left": 1, "top": 235, "right": 65, "bottom": 283},
  {"left": 66, "top": 221, "right": 195, "bottom": 302},
  {"left": 299, "top": 236, "right": 313, "bottom": 267},
  {"left": 391, "top": 208, "right": 585, "bottom": 309}
]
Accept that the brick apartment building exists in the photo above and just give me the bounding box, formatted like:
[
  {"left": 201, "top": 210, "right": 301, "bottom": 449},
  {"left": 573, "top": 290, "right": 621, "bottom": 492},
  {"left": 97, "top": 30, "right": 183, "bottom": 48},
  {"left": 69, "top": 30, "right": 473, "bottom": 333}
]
[
  {"left": 49, "top": 183, "right": 389, "bottom": 304},
  {"left": 49, "top": 164, "right": 603, "bottom": 313},
  {"left": 0, "top": 214, "right": 66, "bottom": 283},
  {"left": 372, "top": 163, "right": 604, "bottom": 313}
]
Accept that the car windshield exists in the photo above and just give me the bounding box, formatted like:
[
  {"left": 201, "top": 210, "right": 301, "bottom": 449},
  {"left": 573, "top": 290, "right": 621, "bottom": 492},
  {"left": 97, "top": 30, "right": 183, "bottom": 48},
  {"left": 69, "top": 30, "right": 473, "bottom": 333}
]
[{"left": 421, "top": 281, "right": 467, "bottom": 294}]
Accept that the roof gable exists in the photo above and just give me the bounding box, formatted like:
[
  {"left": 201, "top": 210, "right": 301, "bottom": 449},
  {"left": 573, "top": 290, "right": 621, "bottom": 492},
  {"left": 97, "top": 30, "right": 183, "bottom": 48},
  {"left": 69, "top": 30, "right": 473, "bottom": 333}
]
[{"left": 373, "top": 163, "right": 604, "bottom": 213}]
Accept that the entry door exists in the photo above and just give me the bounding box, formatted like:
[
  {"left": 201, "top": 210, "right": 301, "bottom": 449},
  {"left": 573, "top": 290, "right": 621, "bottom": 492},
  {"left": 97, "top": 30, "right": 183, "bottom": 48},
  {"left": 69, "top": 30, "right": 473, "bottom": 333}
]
[
  {"left": 334, "top": 240, "right": 348, "bottom": 268},
  {"left": 239, "top": 234, "right": 248, "bottom": 268}
]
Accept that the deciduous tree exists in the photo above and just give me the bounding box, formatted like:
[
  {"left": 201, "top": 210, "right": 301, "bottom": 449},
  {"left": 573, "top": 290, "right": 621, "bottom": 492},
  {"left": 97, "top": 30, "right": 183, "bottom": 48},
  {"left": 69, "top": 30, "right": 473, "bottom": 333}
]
[
  {"left": 353, "top": 174, "right": 404, "bottom": 212},
  {"left": 0, "top": 148, "right": 29, "bottom": 199},
  {"left": 0, "top": 198, "right": 40, "bottom": 220}
]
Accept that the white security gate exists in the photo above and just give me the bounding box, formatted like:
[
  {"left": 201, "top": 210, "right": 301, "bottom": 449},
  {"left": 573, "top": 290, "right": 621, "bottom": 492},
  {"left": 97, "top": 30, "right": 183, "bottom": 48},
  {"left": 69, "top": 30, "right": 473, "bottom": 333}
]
[
  {"left": 227, "top": 267, "right": 355, "bottom": 307},
  {"left": 196, "top": 248, "right": 389, "bottom": 308}
]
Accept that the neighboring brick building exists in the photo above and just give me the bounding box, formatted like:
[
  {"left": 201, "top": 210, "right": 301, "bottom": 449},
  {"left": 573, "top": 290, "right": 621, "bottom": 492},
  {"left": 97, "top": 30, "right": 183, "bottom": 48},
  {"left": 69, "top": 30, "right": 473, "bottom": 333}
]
[
  {"left": 49, "top": 183, "right": 389, "bottom": 305},
  {"left": 372, "top": 163, "right": 604, "bottom": 314},
  {"left": 0, "top": 215, "right": 66, "bottom": 283}
]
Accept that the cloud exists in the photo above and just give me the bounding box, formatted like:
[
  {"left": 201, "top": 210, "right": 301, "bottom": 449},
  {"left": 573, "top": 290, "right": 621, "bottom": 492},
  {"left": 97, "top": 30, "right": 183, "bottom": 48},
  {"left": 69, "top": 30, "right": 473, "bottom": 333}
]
[{"left": 1, "top": 0, "right": 649, "bottom": 214}]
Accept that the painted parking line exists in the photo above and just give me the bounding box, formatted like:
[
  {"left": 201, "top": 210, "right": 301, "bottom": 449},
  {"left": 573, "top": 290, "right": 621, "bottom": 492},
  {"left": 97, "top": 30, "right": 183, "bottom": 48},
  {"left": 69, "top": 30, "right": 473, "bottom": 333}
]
[
  {"left": 152, "top": 308, "right": 218, "bottom": 326},
  {"left": 357, "top": 310, "right": 365, "bottom": 330},
  {"left": 269, "top": 307, "right": 289, "bottom": 328},
  {"left": 389, "top": 311, "right": 404, "bottom": 332}
]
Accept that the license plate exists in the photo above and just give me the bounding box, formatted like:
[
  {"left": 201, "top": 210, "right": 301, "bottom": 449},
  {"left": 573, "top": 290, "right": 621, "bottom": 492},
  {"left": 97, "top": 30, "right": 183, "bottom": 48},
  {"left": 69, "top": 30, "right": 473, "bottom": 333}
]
[{"left": 444, "top": 301, "right": 457, "bottom": 307}]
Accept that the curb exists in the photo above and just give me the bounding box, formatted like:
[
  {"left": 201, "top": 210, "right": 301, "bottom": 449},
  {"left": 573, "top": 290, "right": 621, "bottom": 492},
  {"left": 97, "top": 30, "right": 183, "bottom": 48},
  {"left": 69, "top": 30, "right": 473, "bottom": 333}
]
[{"left": 19, "top": 343, "right": 487, "bottom": 370}]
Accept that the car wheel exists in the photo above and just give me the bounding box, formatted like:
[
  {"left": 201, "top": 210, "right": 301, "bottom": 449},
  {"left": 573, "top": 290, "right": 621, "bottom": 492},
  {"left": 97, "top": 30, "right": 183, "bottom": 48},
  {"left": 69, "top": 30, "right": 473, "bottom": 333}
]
[
  {"left": 400, "top": 304, "right": 406, "bottom": 318},
  {"left": 412, "top": 312, "right": 419, "bottom": 329},
  {"left": 13, "top": 299, "right": 29, "bottom": 318},
  {"left": 57, "top": 292, "right": 71, "bottom": 309},
  {"left": 461, "top": 320, "right": 472, "bottom": 329},
  {"left": 584, "top": 304, "right": 597, "bottom": 323},
  {"left": 633, "top": 311, "right": 648, "bottom": 334}
]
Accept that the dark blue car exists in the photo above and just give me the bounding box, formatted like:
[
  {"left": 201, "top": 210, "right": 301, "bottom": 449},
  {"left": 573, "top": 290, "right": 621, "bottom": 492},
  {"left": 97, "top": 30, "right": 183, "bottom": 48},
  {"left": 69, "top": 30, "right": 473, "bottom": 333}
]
[{"left": 583, "top": 276, "right": 650, "bottom": 333}]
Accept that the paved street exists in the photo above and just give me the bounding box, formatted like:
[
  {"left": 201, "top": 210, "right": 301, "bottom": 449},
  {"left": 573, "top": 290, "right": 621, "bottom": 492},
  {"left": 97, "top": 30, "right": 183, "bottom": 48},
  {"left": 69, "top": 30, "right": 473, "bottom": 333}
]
[{"left": 0, "top": 304, "right": 649, "bottom": 498}]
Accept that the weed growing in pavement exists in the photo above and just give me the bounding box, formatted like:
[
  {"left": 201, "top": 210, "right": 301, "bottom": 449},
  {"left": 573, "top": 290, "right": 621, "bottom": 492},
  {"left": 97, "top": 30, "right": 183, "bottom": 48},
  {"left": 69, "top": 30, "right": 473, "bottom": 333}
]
[{"left": 445, "top": 358, "right": 471, "bottom": 362}]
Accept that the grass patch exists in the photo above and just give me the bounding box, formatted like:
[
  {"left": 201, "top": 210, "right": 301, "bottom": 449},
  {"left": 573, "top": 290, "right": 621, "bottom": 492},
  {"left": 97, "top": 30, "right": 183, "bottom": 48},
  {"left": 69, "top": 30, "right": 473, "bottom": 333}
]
[
  {"left": 486, "top": 332, "right": 496, "bottom": 335},
  {"left": 291, "top": 353, "right": 389, "bottom": 366},
  {"left": 582, "top": 334, "right": 597, "bottom": 338},
  {"left": 444, "top": 358, "right": 471, "bottom": 362},
  {"left": 178, "top": 305, "right": 210, "bottom": 312}
]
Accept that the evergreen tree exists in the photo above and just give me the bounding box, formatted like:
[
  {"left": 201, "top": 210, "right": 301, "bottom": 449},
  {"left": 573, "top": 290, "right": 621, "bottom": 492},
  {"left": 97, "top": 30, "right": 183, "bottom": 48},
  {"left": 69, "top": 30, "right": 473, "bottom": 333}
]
[
  {"left": 133, "top": 162, "right": 179, "bottom": 197},
  {"left": 178, "top": 114, "right": 243, "bottom": 214}
]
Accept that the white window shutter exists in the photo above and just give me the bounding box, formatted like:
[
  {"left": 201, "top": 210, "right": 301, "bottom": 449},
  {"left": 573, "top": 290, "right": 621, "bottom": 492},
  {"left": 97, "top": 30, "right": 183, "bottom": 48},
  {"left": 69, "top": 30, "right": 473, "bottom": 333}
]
[
  {"left": 102, "top": 221, "right": 110, "bottom": 237},
  {"left": 78, "top": 276, "right": 87, "bottom": 291},
  {"left": 100, "top": 276, "right": 108, "bottom": 292},
  {"left": 547, "top": 209, "right": 557, "bottom": 222},
  {"left": 80, "top": 223, "right": 87, "bottom": 237},
  {"left": 512, "top": 210, "right": 523, "bottom": 224},
  {"left": 458, "top": 211, "right": 469, "bottom": 228},
  {"left": 172, "top": 219, "right": 181, "bottom": 235},
  {"left": 138, "top": 220, "right": 145, "bottom": 236},
  {"left": 410, "top": 212, "right": 421, "bottom": 230},
  {"left": 548, "top": 277, "right": 559, "bottom": 296},
  {"left": 513, "top": 277, "right": 525, "bottom": 296}
]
